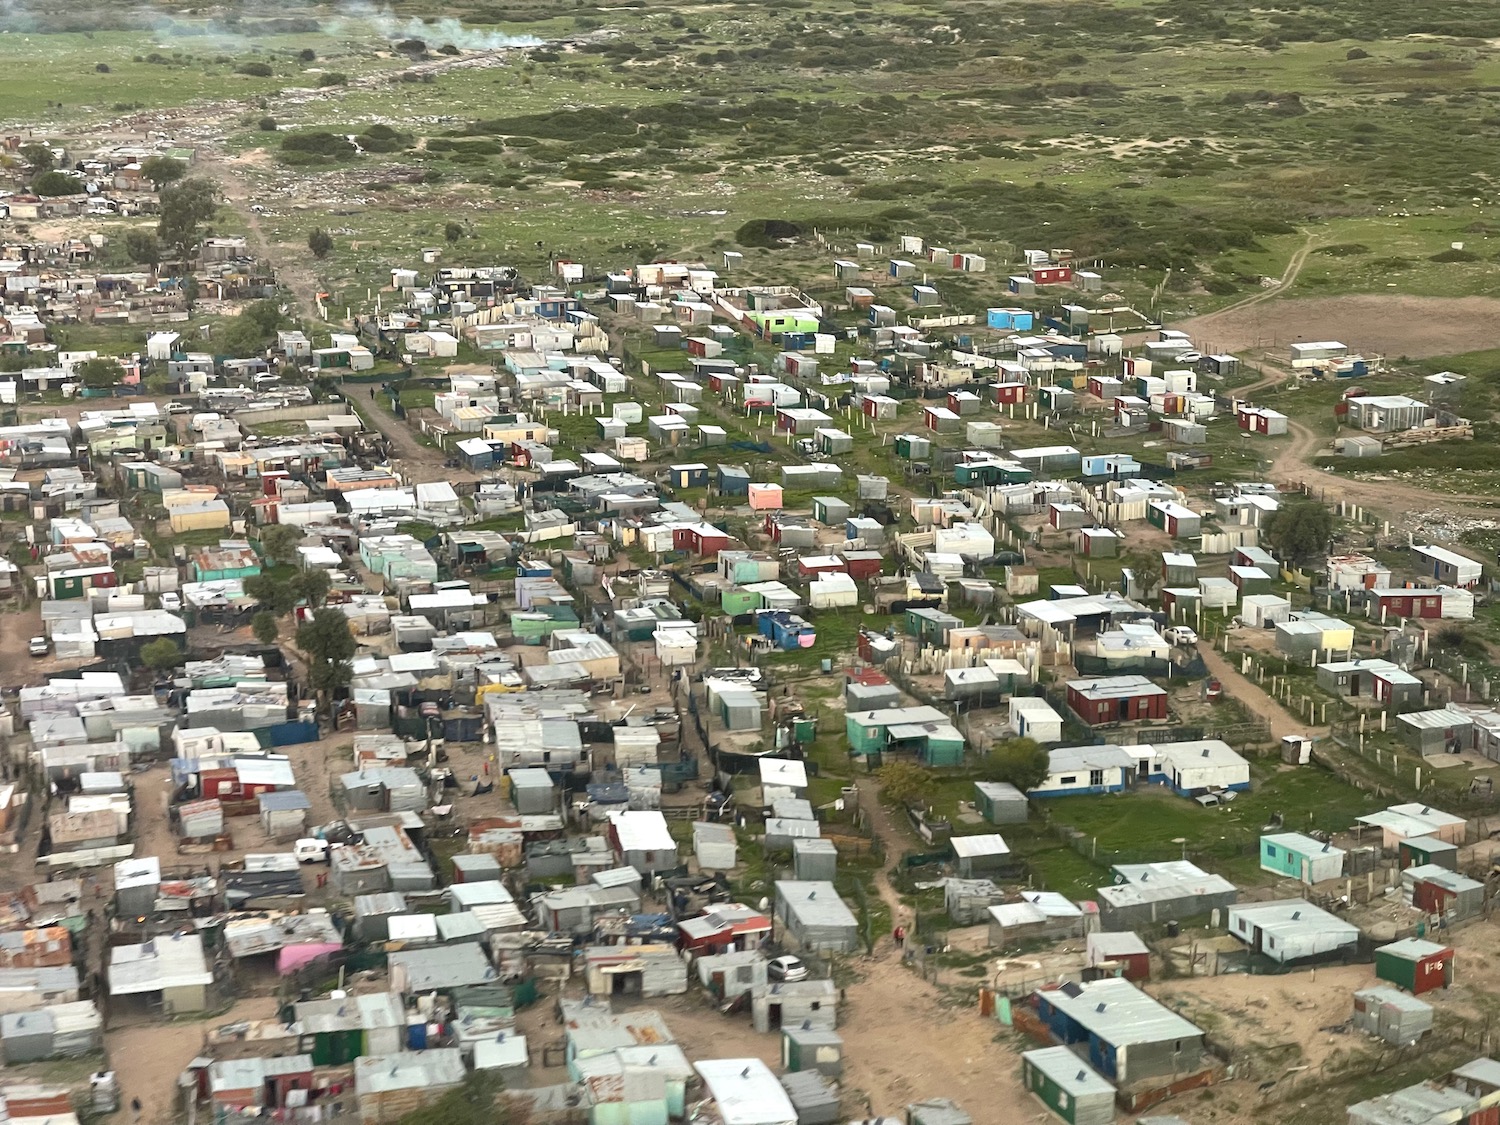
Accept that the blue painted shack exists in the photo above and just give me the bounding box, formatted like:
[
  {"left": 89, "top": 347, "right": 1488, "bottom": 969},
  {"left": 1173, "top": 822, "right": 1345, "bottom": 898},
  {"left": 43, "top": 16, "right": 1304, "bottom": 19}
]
[{"left": 757, "top": 610, "right": 816, "bottom": 651}]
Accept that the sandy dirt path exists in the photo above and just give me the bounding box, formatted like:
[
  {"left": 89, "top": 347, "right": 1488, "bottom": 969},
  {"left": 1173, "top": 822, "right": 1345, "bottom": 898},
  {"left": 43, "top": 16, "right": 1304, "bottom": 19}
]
[
  {"left": 106, "top": 995, "right": 279, "bottom": 1124},
  {"left": 845, "top": 779, "right": 1026, "bottom": 1117}
]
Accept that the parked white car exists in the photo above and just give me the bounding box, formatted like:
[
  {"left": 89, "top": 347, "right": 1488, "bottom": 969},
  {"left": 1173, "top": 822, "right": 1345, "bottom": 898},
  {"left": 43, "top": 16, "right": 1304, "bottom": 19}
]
[{"left": 1164, "top": 626, "right": 1199, "bottom": 646}]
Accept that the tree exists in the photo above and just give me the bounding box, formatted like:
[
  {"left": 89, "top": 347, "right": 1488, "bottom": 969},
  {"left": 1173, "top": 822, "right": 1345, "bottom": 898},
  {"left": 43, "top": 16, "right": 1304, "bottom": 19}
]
[
  {"left": 217, "top": 298, "right": 285, "bottom": 357},
  {"left": 140, "top": 637, "right": 184, "bottom": 672},
  {"left": 180, "top": 275, "right": 200, "bottom": 311},
  {"left": 258, "top": 523, "right": 303, "bottom": 566},
  {"left": 157, "top": 177, "right": 221, "bottom": 258},
  {"left": 981, "top": 737, "right": 1050, "bottom": 791},
  {"left": 74, "top": 356, "right": 122, "bottom": 389},
  {"left": 297, "top": 607, "right": 356, "bottom": 712},
  {"left": 307, "top": 228, "right": 334, "bottom": 259},
  {"left": 291, "top": 567, "right": 331, "bottom": 609},
  {"left": 251, "top": 611, "right": 281, "bottom": 646},
  {"left": 1119, "top": 546, "right": 1162, "bottom": 599},
  {"left": 244, "top": 573, "right": 299, "bottom": 616},
  {"left": 123, "top": 228, "right": 161, "bottom": 267},
  {"left": 388, "top": 1073, "right": 507, "bottom": 1125},
  {"left": 140, "top": 155, "right": 186, "bottom": 191},
  {"left": 32, "top": 170, "right": 82, "bottom": 196},
  {"left": 19, "top": 143, "right": 54, "bottom": 173},
  {"left": 1262, "top": 500, "right": 1335, "bottom": 565},
  {"left": 877, "top": 759, "right": 935, "bottom": 808},
  {"left": 444, "top": 221, "right": 464, "bottom": 244}
]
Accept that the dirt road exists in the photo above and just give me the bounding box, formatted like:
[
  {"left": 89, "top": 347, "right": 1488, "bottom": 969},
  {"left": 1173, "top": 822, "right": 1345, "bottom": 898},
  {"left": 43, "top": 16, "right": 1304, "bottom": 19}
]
[
  {"left": 107, "top": 995, "right": 279, "bottom": 1124},
  {"left": 1189, "top": 232, "right": 1318, "bottom": 334},
  {"left": 341, "top": 385, "right": 481, "bottom": 485},
  {"left": 843, "top": 779, "right": 1026, "bottom": 1115},
  {"left": 1197, "top": 643, "right": 1321, "bottom": 742}
]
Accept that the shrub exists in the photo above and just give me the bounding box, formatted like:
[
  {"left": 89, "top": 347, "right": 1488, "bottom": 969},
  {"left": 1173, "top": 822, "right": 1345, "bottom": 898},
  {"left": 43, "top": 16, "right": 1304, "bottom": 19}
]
[
  {"left": 236, "top": 61, "right": 274, "bottom": 77},
  {"left": 317, "top": 72, "right": 347, "bottom": 87},
  {"left": 1431, "top": 248, "right": 1481, "bottom": 262},
  {"left": 94, "top": 62, "right": 110, "bottom": 72},
  {"left": 258, "top": 116, "right": 277, "bottom": 131},
  {"left": 280, "top": 131, "right": 356, "bottom": 161}
]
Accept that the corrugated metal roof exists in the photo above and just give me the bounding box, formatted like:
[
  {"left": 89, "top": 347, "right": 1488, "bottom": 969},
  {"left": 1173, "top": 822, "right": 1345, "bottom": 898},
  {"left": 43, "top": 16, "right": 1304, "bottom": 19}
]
[
  {"left": 952, "top": 834, "right": 1009, "bottom": 859},
  {"left": 1040, "top": 978, "right": 1202, "bottom": 1047},
  {"left": 354, "top": 1049, "right": 465, "bottom": 1095},
  {"left": 1023, "top": 1046, "right": 1115, "bottom": 1097}
]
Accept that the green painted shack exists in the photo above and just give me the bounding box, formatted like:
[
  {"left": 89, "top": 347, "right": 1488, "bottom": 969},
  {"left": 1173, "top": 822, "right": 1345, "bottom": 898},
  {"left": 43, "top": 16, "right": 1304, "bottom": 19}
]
[
  {"left": 294, "top": 993, "right": 405, "bottom": 1065},
  {"left": 1375, "top": 938, "right": 1455, "bottom": 996},
  {"left": 510, "top": 605, "right": 579, "bottom": 644},
  {"left": 721, "top": 587, "right": 764, "bottom": 616},
  {"left": 1022, "top": 1046, "right": 1116, "bottom": 1125},
  {"left": 906, "top": 607, "right": 963, "bottom": 646},
  {"left": 781, "top": 1026, "right": 843, "bottom": 1078}
]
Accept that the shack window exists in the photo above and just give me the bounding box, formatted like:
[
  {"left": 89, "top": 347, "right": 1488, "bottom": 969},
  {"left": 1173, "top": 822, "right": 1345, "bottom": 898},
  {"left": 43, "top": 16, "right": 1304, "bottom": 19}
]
[
  {"left": 1265, "top": 845, "right": 1276, "bottom": 858},
  {"left": 1059, "top": 775, "right": 1077, "bottom": 785},
  {"left": 1089, "top": 770, "right": 1104, "bottom": 786}
]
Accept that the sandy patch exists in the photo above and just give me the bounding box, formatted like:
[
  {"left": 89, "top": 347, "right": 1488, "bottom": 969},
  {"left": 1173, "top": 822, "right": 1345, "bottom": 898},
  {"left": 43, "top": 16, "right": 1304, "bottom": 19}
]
[{"left": 1176, "top": 295, "right": 1500, "bottom": 359}]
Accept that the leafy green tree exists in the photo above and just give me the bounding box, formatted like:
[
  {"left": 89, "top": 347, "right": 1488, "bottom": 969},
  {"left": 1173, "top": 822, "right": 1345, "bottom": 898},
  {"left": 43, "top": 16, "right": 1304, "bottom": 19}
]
[
  {"left": 19, "top": 143, "right": 55, "bottom": 173},
  {"left": 123, "top": 228, "right": 162, "bottom": 267},
  {"left": 157, "top": 177, "right": 221, "bottom": 258},
  {"left": 877, "top": 759, "right": 935, "bottom": 807},
  {"left": 981, "top": 737, "right": 1050, "bottom": 791},
  {"left": 258, "top": 523, "right": 303, "bottom": 566},
  {"left": 389, "top": 1073, "right": 507, "bottom": 1125},
  {"left": 1119, "top": 546, "right": 1162, "bottom": 599},
  {"left": 216, "top": 299, "right": 285, "bottom": 356},
  {"left": 180, "top": 275, "right": 200, "bottom": 311},
  {"left": 251, "top": 611, "right": 280, "bottom": 646},
  {"left": 140, "top": 637, "right": 184, "bottom": 672},
  {"left": 1262, "top": 500, "right": 1335, "bottom": 565},
  {"left": 291, "top": 567, "right": 331, "bottom": 609},
  {"left": 307, "top": 228, "right": 333, "bottom": 259},
  {"left": 74, "top": 356, "right": 122, "bottom": 389},
  {"left": 140, "top": 155, "right": 186, "bottom": 191},
  {"left": 297, "top": 607, "right": 355, "bottom": 713},
  {"left": 244, "top": 573, "right": 298, "bottom": 616},
  {"left": 32, "top": 170, "right": 82, "bottom": 196}
]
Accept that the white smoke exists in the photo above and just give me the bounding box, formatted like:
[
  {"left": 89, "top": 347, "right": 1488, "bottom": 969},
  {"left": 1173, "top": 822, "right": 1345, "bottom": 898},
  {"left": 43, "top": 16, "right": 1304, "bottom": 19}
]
[{"left": 343, "top": 4, "right": 542, "bottom": 50}]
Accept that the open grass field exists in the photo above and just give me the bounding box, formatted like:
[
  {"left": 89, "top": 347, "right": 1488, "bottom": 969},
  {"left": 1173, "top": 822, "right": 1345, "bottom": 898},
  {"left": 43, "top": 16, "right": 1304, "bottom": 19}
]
[
  {"left": 1036, "top": 762, "right": 1386, "bottom": 885},
  {"left": 13, "top": 0, "right": 1500, "bottom": 339}
]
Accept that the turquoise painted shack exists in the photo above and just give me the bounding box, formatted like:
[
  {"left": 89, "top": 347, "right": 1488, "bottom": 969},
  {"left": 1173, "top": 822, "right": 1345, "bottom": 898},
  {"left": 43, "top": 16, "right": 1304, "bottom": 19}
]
[
  {"left": 1259, "top": 832, "right": 1347, "bottom": 884},
  {"left": 846, "top": 705, "right": 964, "bottom": 765},
  {"left": 574, "top": 1044, "right": 694, "bottom": 1125},
  {"left": 906, "top": 607, "right": 964, "bottom": 646}
]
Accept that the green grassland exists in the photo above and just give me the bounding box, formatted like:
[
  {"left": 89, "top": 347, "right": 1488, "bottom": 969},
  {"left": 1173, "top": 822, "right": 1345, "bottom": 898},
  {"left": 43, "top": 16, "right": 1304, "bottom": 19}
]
[{"left": 11, "top": 0, "right": 1500, "bottom": 326}]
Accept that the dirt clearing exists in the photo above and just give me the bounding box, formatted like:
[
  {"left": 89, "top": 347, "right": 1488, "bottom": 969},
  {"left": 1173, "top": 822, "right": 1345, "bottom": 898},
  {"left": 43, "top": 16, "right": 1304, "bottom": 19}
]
[{"left": 1176, "top": 295, "right": 1500, "bottom": 358}]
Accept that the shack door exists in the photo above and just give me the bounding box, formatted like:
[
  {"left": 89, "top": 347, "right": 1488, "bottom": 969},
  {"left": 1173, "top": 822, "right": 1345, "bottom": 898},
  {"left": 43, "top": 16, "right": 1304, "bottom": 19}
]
[
  {"left": 1467, "top": 1106, "right": 1499, "bottom": 1125},
  {"left": 1413, "top": 881, "right": 1449, "bottom": 917}
]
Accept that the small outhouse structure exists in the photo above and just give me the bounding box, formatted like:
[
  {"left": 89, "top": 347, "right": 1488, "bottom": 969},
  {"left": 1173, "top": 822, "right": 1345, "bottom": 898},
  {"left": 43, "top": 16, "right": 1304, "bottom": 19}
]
[
  {"left": 1352, "top": 986, "right": 1434, "bottom": 1046},
  {"left": 1375, "top": 938, "right": 1454, "bottom": 996},
  {"left": 974, "top": 781, "right": 1028, "bottom": 825},
  {"left": 1021, "top": 1046, "right": 1116, "bottom": 1125}
]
